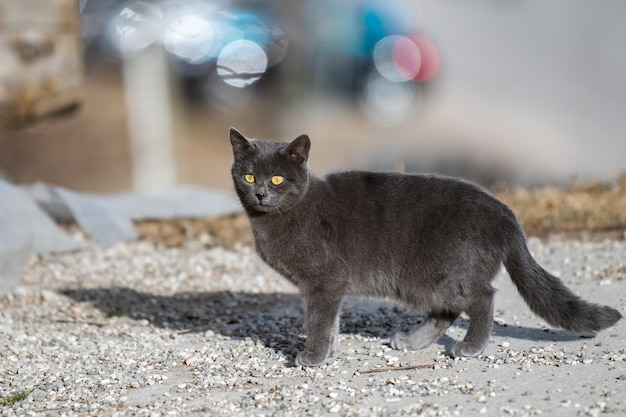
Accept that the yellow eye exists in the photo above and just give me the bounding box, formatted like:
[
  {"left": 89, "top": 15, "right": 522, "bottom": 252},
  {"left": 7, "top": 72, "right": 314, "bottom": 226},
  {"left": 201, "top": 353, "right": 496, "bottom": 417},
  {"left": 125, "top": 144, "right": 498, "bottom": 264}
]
[
  {"left": 271, "top": 175, "right": 284, "bottom": 186},
  {"left": 244, "top": 174, "right": 255, "bottom": 183}
]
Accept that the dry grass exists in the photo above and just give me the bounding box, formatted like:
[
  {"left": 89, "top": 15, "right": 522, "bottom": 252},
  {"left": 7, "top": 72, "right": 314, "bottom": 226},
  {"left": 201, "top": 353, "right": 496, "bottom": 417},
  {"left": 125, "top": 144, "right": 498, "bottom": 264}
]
[
  {"left": 135, "top": 214, "right": 253, "bottom": 249},
  {"left": 135, "top": 175, "right": 626, "bottom": 247},
  {"left": 497, "top": 174, "right": 626, "bottom": 238}
]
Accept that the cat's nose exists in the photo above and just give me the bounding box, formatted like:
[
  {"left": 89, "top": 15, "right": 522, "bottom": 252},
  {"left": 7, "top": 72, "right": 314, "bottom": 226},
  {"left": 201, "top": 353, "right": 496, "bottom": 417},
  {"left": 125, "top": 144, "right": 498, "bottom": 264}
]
[{"left": 255, "top": 186, "right": 268, "bottom": 203}]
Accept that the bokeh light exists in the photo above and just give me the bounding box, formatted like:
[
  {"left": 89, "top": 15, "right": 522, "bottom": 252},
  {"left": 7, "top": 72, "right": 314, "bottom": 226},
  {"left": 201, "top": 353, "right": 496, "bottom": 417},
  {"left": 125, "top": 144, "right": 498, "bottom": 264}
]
[
  {"left": 361, "top": 72, "right": 417, "bottom": 126},
  {"left": 391, "top": 36, "right": 422, "bottom": 81},
  {"left": 374, "top": 35, "right": 421, "bottom": 82},
  {"left": 265, "top": 25, "right": 288, "bottom": 68},
  {"left": 108, "top": 1, "right": 163, "bottom": 55},
  {"left": 373, "top": 34, "right": 439, "bottom": 83},
  {"left": 105, "top": 2, "right": 287, "bottom": 88},
  {"left": 217, "top": 40, "right": 268, "bottom": 88},
  {"left": 409, "top": 35, "right": 439, "bottom": 82},
  {"left": 203, "top": 18, "right": 245, "bottom": 60},
  {"left": 163, "top": 15, "right": 213, "bottom": 63}
]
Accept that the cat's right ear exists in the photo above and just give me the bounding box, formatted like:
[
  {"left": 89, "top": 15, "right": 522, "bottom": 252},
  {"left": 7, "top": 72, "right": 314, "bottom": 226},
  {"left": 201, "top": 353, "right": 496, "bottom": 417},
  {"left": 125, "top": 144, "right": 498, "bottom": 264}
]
[{"left": 229, "top": 128, "right": 252, "bottom": 155}]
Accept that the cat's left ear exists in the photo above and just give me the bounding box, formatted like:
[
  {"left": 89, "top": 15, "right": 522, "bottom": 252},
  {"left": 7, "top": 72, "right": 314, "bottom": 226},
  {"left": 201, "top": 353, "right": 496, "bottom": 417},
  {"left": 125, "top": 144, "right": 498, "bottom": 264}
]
[
  {"left": 286, "top": 134, "right": 311, "bottom": 164},
  {"left": 230, "top": 127, "right": 252, "bottom": 155}
]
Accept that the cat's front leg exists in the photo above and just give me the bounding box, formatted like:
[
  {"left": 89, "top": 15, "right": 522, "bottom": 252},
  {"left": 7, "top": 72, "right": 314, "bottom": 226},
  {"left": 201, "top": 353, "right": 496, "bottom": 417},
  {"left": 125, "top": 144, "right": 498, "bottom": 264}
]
[{"left": 296, "top": 289, "right": 343, "bottom": 367}]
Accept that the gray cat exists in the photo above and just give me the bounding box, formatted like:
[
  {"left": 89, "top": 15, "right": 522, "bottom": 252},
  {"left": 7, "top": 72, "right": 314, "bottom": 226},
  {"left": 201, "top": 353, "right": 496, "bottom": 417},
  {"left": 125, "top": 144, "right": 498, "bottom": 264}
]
[{"left": 228, "top": 128, "right": 622, "bottom": 367}]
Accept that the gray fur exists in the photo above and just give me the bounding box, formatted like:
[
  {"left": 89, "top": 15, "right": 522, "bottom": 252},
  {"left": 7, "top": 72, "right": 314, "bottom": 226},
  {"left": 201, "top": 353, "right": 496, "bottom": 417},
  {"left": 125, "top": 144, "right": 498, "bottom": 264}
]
[{"left": 229, "top": 128, "right": 622, "bottom": 366}]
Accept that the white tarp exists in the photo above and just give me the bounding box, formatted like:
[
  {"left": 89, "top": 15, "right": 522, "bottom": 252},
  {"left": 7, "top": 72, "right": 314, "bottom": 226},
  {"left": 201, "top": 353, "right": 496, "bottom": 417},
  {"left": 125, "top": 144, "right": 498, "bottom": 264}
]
[{"left": 0, "top": 179, "right": 240, "bottom": 295}]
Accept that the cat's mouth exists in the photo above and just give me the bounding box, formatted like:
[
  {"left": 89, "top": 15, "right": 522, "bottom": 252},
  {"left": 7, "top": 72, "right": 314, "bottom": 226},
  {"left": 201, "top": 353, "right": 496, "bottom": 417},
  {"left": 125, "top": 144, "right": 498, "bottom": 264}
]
[{"left": 254, "top": 201, "right": 279, "bottom": 213}]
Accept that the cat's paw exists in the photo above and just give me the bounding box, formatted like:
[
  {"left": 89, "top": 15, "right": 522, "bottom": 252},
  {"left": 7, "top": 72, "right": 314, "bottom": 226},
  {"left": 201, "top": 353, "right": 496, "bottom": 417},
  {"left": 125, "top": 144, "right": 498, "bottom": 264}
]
[
  {"left": 295, "top": 350, "right": 328, "bottom": 367},
  {"left": 451, "top": 341, "right": 485, "bottom": 358},
  {"left": 391, "top": 331, "right": 435, "bottom": 351},
  {"left": 390, "top": 332, "right": 412, "bottom": 351}
]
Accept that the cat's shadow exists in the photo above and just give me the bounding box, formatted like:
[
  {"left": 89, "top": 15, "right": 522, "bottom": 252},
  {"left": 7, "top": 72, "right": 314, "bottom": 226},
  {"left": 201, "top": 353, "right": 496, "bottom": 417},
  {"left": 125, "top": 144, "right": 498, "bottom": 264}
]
[{"left": 60, "top": 287, "right": 586, "bottom": 361}]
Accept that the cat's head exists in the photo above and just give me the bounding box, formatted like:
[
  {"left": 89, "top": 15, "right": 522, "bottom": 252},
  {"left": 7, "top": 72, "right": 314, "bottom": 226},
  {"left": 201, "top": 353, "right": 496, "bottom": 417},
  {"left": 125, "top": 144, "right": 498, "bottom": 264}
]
[{"left": 229, "top": 128, "right": 311, "bottom": 214}]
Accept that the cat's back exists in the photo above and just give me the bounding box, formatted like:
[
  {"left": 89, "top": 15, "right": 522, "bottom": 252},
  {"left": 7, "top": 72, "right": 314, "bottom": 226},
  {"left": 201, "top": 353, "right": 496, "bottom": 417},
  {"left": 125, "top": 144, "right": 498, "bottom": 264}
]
[
  {"left": 322, "top": 170, "right": 516, "bottom": 229},
  {"left": 324, "top": 171, "right": 494, "bottom": 207}
]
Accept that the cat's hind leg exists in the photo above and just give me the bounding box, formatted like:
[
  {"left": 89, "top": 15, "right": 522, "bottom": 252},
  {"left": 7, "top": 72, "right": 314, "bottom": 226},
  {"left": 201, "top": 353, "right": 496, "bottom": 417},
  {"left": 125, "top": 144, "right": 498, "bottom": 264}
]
[
  {"left": 451, "top": 293, "right": 494, "bottom": 357},
  {"left": 391, "top": 311, "right": 458, "bottom": 351}
]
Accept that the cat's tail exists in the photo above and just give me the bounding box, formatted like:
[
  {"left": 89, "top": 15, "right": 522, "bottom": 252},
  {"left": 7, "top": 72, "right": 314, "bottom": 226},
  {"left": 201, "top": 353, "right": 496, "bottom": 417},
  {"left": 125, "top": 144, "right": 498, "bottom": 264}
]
[{"left": 503, "top": 232, "right": 622, "bottom": 333}]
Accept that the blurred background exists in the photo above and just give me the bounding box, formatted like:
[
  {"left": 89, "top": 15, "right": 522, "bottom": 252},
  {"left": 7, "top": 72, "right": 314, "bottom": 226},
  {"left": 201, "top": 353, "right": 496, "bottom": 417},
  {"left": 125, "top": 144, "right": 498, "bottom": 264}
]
[{"left": 1, "top": 0, "right": 625, "bottom": 193}]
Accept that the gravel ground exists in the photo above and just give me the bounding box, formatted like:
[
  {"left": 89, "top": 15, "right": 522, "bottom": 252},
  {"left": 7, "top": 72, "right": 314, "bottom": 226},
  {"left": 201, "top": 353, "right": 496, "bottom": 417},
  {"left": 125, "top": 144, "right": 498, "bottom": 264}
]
[{"left": 1, "top": 235, "right": 625, "bottom": 416}]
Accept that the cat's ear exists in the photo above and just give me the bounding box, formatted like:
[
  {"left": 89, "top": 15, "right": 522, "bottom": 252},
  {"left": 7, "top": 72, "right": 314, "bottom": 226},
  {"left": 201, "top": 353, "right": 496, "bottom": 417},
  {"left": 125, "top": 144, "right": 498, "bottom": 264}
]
[
  {"left": 286, "top": 134, "right": 311, "bottom": 164},
  {"left": 230, "top": 127, "right": 252, "bottom": 155}
]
